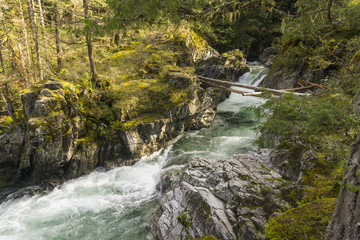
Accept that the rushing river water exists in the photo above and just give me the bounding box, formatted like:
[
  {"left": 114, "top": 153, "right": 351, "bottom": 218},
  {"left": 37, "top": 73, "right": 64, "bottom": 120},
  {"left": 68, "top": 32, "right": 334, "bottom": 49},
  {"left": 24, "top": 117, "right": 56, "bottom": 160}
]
[{"left": 0, "top": 64, "right": 268, "bottom": 240}]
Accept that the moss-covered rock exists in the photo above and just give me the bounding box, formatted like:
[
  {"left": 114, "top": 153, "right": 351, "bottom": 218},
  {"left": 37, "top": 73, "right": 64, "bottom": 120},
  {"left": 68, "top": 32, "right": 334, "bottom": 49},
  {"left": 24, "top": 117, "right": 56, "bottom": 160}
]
[
  {"left": 0, "top": 29, "right": 248, "bottom": 187},
  {"left": 265, "top": 198, "right": 336, "bottom": 240}
]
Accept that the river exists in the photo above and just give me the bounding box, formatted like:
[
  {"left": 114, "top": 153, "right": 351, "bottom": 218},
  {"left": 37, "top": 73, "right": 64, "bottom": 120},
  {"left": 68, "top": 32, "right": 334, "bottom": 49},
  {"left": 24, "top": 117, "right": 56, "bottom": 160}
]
[{"left": 0, "top": 64, "right": 268, "bottom": 240}]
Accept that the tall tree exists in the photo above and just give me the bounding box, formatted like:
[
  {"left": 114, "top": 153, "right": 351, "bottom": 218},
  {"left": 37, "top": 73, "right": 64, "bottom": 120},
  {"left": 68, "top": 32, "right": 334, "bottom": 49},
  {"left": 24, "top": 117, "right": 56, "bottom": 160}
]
[
  {"left": 18, "top": 0, "right": 31, "bottom": 67},
  {"left": 83, "top": 0, "right": 96, "bottom": 81},
  {"left": 54, "top": 2, "right": 62, "bottom": 72},
  {"left": 37, "top": 0, "right": 45, "bottom": 28},
  {"left": 27, "top": 0, "right": 43, "bottom": 81}
]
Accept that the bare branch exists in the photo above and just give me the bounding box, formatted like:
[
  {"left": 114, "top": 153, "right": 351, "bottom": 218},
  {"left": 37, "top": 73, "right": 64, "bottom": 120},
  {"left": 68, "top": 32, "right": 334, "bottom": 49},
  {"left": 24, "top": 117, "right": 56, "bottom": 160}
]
[{"left": 272, "top": 7, "right": 327, "bottom": 18}]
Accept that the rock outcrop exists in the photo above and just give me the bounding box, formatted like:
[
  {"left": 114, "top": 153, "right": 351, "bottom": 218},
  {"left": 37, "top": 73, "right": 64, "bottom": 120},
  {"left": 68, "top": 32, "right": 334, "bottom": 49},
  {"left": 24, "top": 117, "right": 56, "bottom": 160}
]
[
  {"left": 325, "top": 134, "right": 360, "bottom": 240},
  {"left": 0, "top": 81, "right": 98, "bottom": 184},
  {"left": 258, "top": 46, "right": 325, "bottom": 90},
  {"left": 261, "top": 62, "right": 325, "bottom": 89},
  {"left": 258, "top": 47, "right": 278, "bottom": 68},
  {"left": 151, "top": 151, "right": 296, "bottom": 240},
  {"left": 0, "top": 43, "right": 248, "bottom": 187}
]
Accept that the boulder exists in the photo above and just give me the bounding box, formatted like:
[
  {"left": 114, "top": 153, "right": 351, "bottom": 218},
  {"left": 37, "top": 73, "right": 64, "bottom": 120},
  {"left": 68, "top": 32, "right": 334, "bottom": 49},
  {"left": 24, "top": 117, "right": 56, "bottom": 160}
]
[
  {"left": 151, "top": 152, "right": 294, "bottom": 240},
  {"left": 258, "top": 47, "right": 278, "bottom": 67},
  {"left": 261, "top": 62, "right": 325, "bottom": 89}
]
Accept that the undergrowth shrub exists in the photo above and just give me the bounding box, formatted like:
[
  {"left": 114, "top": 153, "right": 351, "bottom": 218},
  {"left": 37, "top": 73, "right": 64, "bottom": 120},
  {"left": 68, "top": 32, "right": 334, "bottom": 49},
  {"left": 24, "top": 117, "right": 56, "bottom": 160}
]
[{"left": 252, "top": 86, "right": 360, "bottom": 152}]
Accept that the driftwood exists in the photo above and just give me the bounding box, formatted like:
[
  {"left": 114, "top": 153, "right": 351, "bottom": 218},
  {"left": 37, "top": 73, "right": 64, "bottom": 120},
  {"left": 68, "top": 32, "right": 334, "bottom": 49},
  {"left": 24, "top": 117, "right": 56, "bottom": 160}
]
[{"left": 197, "top": 76, "right": 310, "bottom": 96}]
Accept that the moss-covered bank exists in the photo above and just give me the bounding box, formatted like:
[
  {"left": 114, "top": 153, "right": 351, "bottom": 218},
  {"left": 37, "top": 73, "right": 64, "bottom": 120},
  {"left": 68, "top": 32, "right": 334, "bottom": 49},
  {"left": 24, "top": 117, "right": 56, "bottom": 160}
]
[{"left": 0, "top": 28, "right": 248, "bottom": 187}]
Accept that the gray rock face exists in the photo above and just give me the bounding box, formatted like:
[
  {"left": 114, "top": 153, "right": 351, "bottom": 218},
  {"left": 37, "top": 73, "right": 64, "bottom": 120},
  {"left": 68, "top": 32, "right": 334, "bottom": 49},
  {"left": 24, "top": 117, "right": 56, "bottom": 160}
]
[
  {"left": 261, "top": 63, "right": 325, "bottom": 89},
  {"left": 268, "top": 148, "right": 318, "bottom": 183},
  {"left": 16, "top": 82, "right": 93, "bottom": 182},
  {"left": 151, "top": 152, "right": 294, "bottom": 240},
  {"left": 0, "top": 127, "right": 24, "bottom": 170},
  {"left": 196, "top": 49, "right": 249, "bottom": 83},
  {"left": 1, "top": 60, "right": 244, "bottom": 185},
  {"left": 258, "top": 47, "right": 278, "bottom": 68},
  {"left": 325, "top": 134, "right": 360, "bottom": 240}
]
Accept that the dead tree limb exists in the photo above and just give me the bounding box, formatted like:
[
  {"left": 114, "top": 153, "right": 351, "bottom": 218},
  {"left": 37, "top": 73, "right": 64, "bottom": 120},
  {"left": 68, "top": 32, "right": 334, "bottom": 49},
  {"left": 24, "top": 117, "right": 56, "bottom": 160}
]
[
  {"left": 298, "top": 79, "right": 329, "bottom": 89},
  {"left": 200, "top": 80, "right": 252, "bottom": 96},
  {"left": 197, "top": 76, "right": 310, "bottom": 96}
]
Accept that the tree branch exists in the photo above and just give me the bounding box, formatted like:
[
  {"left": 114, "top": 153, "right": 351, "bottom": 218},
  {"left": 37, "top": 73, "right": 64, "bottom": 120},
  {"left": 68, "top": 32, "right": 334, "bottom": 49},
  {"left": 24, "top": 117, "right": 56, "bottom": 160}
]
[{"left": 272, "top": 7, "right": 327, "bottom": 18}]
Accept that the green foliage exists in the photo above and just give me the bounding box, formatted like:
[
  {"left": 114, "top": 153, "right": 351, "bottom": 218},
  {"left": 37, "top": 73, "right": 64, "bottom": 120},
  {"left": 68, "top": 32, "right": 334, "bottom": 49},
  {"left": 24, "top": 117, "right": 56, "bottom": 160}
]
[
  {"left": 178, "top": 213, "right": 192, "bottom": 228},
  {"left": 2, "top": 116, "right": 13, "bottom": 126},
  {"left": 272, "top": 0, "right": 360, "bottom": 70},
  {"left": 252, "top": 87, "right": 360, "bottom": 150},
  {"left": 265, "top": 198, "right": 336, "bottom": 240},
  {"left": 106, "top": 0, "right": 209, "bottom": 27},
  {"left": 346, "top": 183, "right": 360, "bottom": 192},
  {"left": 60, "top": 69, "right": 70, "bottom": 78},
  {"left": 194, "top": 2, "right": 282, "bottom": 54}
]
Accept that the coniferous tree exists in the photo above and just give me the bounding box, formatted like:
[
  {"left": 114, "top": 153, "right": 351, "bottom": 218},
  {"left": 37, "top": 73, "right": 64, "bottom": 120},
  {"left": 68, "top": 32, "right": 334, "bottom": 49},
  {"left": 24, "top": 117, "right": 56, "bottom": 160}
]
[{"left": 83, "top": 0, "right": 96, "bottom": 81}]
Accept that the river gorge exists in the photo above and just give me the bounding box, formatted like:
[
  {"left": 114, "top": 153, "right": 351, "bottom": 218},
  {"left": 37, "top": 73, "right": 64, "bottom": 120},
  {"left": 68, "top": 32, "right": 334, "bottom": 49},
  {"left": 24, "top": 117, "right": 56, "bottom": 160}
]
[{"left": 0, "top": 64, "right": 268, "bottom": 240}]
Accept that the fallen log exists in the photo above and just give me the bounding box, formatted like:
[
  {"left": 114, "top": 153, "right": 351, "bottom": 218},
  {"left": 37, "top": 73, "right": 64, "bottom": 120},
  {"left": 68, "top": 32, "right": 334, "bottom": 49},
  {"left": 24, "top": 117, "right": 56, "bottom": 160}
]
[
  {"left": 199, "top": 80, "right": 253, "bottom": 96},
  {"left": 242, "top": 92, "right": 263, "bottom": 96},
  {"left": 197, "top": 76, "right": 310, "bottom": 96}
]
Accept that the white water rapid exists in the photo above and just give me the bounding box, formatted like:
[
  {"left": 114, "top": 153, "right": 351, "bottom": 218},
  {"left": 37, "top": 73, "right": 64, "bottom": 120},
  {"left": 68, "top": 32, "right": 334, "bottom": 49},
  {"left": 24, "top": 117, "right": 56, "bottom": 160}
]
[{"left": 0, "top": 63, "right": 268, "bottom": 240}]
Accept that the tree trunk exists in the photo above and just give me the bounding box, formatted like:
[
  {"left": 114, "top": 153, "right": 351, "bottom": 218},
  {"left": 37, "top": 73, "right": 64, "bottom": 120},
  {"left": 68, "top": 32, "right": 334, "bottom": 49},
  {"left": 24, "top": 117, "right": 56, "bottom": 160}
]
[
  {"left": 327, "top": 0, "right": 334, "bottom": 24},
  {"left": 27, "top": 0, "right": 43, "bottom": 81},
  {"left": 19, "top": 0, "right": 31, "bottom": 66},
  {"left": 18, "top": 43, "right": 28, "bottom": 86},
  {"left": 83, "top": 0, "right": 96, "bottom": 81},
  {"left": 113, "top": 32, "right": 120, "bottom": 46},
  {"left": 0, "top": 48, "right": 5, "bottom": 73},
  {"left": 37, "top": 0, "right": 45, "bottom": 27},
  {"left": 55, "top": 3, "right": 62, "bottom": 72},
  {"left": 1, "top": 84, "right": 16, "bottom": 121}
]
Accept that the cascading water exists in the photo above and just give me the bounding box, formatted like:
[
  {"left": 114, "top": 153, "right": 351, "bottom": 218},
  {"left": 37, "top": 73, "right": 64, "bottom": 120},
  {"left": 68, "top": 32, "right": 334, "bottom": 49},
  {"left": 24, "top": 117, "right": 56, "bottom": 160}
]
[{"left": 0, "top": 63, "right": 268, "bottom": 240}]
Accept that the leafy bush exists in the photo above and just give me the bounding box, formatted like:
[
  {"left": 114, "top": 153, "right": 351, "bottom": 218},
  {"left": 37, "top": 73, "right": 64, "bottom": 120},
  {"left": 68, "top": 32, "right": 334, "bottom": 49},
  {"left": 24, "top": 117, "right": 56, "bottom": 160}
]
[{"left": 252, "top": 87, "right": 360, "bottom": 150}]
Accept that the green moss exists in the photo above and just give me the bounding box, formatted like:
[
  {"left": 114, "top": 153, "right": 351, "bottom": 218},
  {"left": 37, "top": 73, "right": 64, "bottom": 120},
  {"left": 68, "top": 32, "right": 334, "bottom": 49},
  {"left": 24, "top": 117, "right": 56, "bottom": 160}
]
[
  {"left": 197, "top": 237, "right": 217, "bottom": 240},
  {"left": 260, "top": 164, "right": 272, "bottom": 172},
  {"left": 265, "top": 198, "right": 336, "bottom": 240},
  {"left": 350, "top": 50, "right": 360, "bottom": 72},
  {"left": 177, "top": 208, "right": 193, "bottom": 229},
  {"left": 1, "top": 116, "right": 13, "bottom": 126}
]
